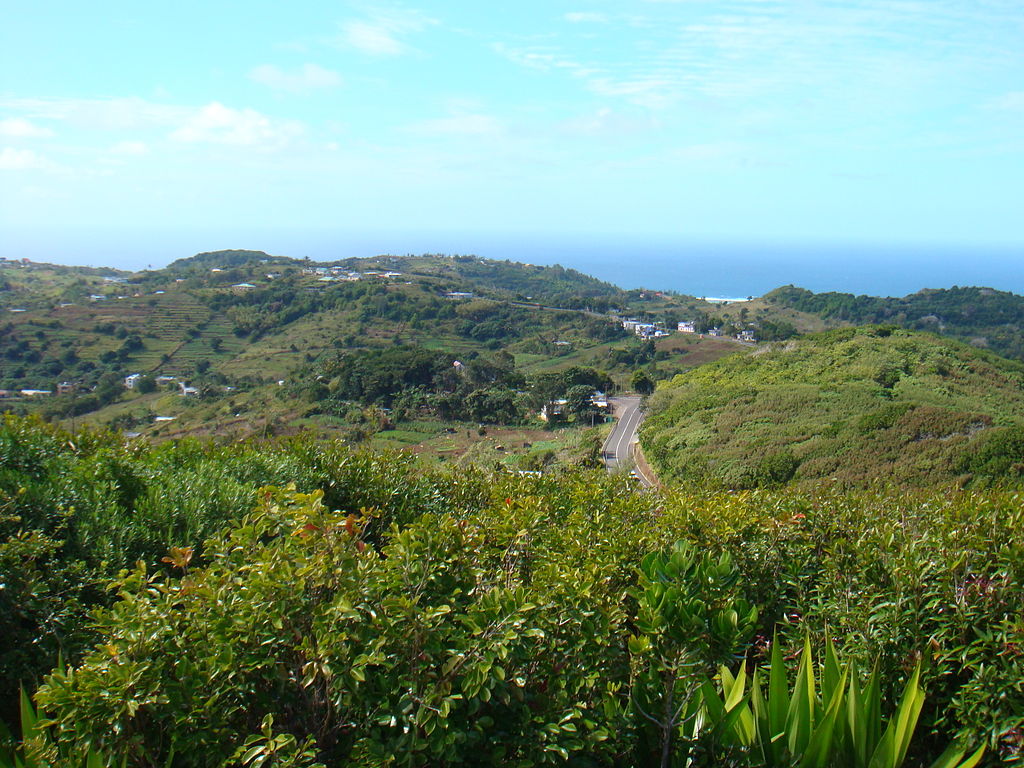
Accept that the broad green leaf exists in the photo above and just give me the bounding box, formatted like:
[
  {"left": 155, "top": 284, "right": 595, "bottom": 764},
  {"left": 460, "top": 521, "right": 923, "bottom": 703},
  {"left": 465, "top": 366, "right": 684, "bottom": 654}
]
[
  {"left": 798, "top": 665, "right": 848, "bottom": 768},
  {"left": 768, "top": 634, "right": 789, "bottom": 763},
  {"left": 786, "top": 636, "right": 816, "bottom": 758}
]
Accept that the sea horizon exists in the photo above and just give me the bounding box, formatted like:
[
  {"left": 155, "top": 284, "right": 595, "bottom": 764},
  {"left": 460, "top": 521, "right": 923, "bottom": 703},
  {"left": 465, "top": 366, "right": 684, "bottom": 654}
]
[{"left": 4, "top": 232, "right": 1022, "bottom": 300}]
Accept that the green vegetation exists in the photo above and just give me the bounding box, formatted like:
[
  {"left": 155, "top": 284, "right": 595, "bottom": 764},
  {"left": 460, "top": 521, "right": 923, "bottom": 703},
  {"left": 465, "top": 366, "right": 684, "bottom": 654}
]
[
  {"left": 641, "top": 327, "right": 1024, "bottom": 488},
  {"left": 765, "top": 285, "right": 1024, "bottom": 360},
  {"left": 0, "top": 253, "right": 649, "bottom": 446},
  {"left": 5, "top": 253, "right": 1024, "bottom": 765},
  {"left": 700, "top": 636, "right": 986, "bottom": 768},
  {"left": 1, "top": 415, "right": 1022, "bottom": 765},
  {"left": 3, "top": 250, "right": 752, "bottom": 461}
]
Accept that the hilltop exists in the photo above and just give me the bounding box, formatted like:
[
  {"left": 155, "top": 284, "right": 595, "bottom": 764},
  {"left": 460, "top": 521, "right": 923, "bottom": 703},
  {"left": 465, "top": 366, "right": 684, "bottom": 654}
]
[
  {"left": 765, "top": 284, "right": 1024, "bottom": 359},
  {"left": 6, "top": 250, "right": 1024, "bottom": 475},
  {"left": 0, "top": 251, "right": 744, "bottom": 461},
  {"left": 641, "top": 326, "right": 1024, "bottom": 488}
]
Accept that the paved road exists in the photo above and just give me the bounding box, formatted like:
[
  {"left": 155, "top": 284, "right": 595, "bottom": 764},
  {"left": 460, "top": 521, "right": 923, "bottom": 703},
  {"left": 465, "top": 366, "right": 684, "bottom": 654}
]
[{"left": 602, "top": 396, "right": 649, "bottom": 483}]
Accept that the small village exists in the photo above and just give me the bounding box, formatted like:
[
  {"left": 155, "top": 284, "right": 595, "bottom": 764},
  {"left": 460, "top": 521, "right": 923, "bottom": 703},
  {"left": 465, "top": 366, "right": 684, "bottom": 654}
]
[{"left": 618, "top": 316, "right": 757, "bottom": 343}]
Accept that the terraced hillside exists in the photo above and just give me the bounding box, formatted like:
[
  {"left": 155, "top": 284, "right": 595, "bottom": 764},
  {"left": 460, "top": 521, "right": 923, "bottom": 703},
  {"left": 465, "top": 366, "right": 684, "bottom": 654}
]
[{"left": 3, "top": 252, "right": 738, "bottom": 443}]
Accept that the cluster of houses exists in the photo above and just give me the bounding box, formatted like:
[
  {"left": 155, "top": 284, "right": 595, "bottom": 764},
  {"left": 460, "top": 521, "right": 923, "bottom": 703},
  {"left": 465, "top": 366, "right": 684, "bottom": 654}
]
[
  {"left": 615, "top": 317, "right": 758, "bottom": 343},
  {"left": 300, "top": 266, "right": 403, "bottom": 282},
  {"left": 1, "top": 382, "right": 87, "bottom": 398},
  {"left": 540, "top": 391, "right": 610, "bottom": 422},
  {"left": 214, "top": 265, "right": 405, "bottom": 290},
  {"left": 124, "top": 373, "right": 198, "bottom": 396},
  {"left": 0, "top": 388, "right": 53, "bottom": 398},
  {"left": 676, "top": 321, "right": 756, "bottom": 342},
  {"left": 620, "top": 318, "right": 671, "bottom": 339},
  {"left": 2, "top": 373, "right": 204, "bottom": 401}
]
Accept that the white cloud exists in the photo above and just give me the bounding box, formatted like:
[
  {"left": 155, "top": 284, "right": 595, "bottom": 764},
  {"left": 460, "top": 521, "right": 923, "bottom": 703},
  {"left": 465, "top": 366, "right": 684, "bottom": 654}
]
[
  {"left": 0, "top": 118, "right": 54, "bottom": 138},
  {"left": 170, "top": 102, "right": 304, "bottom": 147},
  {"left": 340, "top": 7, "right": 438, "bottom": 56},
  {"left": 0, "top": 97, "right": 188, "bottom": 131},
  {"left": 249, "top": 63, "right": 342, "bottom": 92},
  {"left": 491, "top": 43, "right": 595, "bottom": 78},
  {"left": 109, "top": 140, "right": 149, "bottom": 156},
  {"left": 0, "top": 97, "right": 307, "bottom": 154},
  {"left": 565, "top": 12, "right": 608, "bottom": 23},
  {"left": 494, "top": 1, "right": 1024, "bottom": 117},
  {"left": 587, "top": 77, "right": 680, "bottom": 110},
  {"left": 0, "top": 147, "right": 51, "bottom": 170},
  {"left": 408, "top": 113, "right": 502, "bottom": 137},
  {"left": 343, "top": 21, "right": 407, "bottom": 55}
]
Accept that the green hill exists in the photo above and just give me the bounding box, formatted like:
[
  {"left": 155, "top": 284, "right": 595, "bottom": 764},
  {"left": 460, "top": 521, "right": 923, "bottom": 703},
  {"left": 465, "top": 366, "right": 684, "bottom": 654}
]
[
  {"left": 765, "top": 284, "right": 1024, "bottom": 360},
  {"left": 641, "top": 326, "right": 1024, "bottom": 488},
  {"left": 4, "top": 251, "right": 730, "bottom": 451}
]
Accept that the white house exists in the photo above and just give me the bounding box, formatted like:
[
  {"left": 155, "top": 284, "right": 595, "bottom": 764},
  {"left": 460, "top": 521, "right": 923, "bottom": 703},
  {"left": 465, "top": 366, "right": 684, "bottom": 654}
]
[
  {"left": 124, "top": 373, "right": 142, "bottom": 389},
  {"left": 677, "top": 321, "right": 696, "bottom": 333},
  {"left": 540, "top": 399, "right": 568, "bottom": 421}
]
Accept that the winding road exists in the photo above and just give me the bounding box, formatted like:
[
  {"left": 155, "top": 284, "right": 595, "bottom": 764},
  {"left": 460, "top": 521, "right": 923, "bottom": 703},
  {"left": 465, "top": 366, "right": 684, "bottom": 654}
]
[{"left": 602, "top": 396, "right": 655, "bottom": 487}]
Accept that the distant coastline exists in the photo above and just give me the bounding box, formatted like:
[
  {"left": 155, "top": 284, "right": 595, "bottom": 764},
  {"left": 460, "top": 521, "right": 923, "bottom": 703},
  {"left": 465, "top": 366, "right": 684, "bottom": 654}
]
[{"left": 2, "top": 232, "right": 1021, "bottom": 299}]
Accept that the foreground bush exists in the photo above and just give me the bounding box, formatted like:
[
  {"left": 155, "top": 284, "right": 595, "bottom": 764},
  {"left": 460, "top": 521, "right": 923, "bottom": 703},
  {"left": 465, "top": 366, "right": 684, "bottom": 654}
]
[
  {"left": 2, "top": 415, "right": 1022, "bottom": 762},
  {"left": 0, "top": 415, "right": 489, "bottom": 722},
  {"left": 32, "top": 485, "right": 648, "bottom": 766}
]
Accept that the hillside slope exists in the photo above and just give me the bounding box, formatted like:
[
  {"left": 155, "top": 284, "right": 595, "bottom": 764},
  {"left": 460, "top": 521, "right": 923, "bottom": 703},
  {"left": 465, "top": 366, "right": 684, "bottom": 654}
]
[
  {"left": 765, "top": 284, "right": 1024, "bottom": 359},
  {"left": 641, "top": 327, "right": 1024, "bottom": 488},
  {"left": 6, "top": 251, "right": 743, "bottom": 449}
]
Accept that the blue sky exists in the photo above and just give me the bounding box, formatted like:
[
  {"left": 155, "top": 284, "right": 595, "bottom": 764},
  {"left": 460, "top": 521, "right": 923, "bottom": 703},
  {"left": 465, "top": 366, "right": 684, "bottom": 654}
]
[{"left": 2, "top": 0, "right": 1023, "bottom": 269}]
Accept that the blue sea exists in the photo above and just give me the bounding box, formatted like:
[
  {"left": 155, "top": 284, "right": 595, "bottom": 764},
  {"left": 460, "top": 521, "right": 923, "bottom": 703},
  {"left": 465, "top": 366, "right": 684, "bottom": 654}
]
[
  {"left": 282, "top": 232, "right": 1023, "bottom": 298},
  {"left": 463, "top": 236, "right": 1024, "bottom": 299},
  {"left": 6, "top": 229, "right": 1022, "bottom": 299}
]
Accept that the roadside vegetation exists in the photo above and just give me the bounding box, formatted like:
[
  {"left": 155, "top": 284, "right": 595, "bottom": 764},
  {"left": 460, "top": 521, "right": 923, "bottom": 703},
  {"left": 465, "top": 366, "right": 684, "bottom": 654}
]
[
  {"left": 1, "top": 414, "right": 1021, "bottom": 765},
  {"left": 641, "top": 327, "right": 1024, "bottom": 489},
  {"left": 5, "top": 253, "right": 1024, "bottom": 765},
  {"left": 765, "top": 285, "right": 1024, "bottom": 360}
]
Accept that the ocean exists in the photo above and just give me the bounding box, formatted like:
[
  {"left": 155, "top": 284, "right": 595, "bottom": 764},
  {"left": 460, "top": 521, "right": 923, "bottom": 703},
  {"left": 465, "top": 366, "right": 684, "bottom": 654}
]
[
  {"left": 465, "top": 237, "right": 1024, "bottom": 299},
  {"left": 5, "top": 230, "right": 1022, "bottom": 298},
  {"left": 295, "top": 232, "right": 1024, "bottom": 298}
]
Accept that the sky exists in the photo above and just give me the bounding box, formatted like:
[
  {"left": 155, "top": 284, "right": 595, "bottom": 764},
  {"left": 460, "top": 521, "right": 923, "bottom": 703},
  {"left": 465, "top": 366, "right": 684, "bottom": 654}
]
[{"left": 2, "top": 0, "right": 1023, "bottom": 272}]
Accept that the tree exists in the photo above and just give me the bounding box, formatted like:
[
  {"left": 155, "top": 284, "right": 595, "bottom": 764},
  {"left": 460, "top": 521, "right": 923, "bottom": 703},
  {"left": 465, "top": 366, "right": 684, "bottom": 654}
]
[
  {"left": 628, "top": 542, "right": 756, "bottom": 767},
  {"left": 565, "top": 385, "right": 598, "bottom": 421},
  {"left": 631, "top": 370, "right": 655, "bottom": 396}
]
